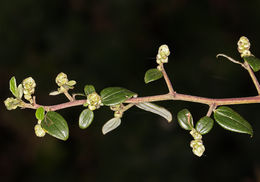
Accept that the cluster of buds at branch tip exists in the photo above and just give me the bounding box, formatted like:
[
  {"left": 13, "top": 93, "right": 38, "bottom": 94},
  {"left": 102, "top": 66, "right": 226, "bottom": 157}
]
[
  {"left": 23, "top": 77, "right": 36, "bottom": 103},
  {"left": 156, "top": 44, "right": 170, "bottom": 71},
  {"left": 49, "top": 72, "right": 76, "bottom": 96},
  {"left": 4, "top": 97, "right": 22, "bottom": 110},
  {"left": 190, "top": 128, "right": 205, "bottom": 157},
  {"left": 238, "top": 36, "right": 252, "bottom": 58}
]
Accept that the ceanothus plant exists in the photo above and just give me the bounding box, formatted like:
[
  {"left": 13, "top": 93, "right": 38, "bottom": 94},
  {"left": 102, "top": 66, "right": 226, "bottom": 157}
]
[{"left": 4, "top": 36, "right": 260, "bottom": 157}]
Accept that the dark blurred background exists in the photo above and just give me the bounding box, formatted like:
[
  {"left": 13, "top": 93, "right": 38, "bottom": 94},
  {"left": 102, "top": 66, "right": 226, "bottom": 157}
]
[{"left": 1, "top": 0, "right": 260, "bottom": 181}]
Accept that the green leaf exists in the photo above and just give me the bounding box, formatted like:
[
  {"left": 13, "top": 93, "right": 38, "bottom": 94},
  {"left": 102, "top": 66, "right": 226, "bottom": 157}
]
[
  {"left": 144, "top": 68, "right": 163, "bottom": 84},
  {"left": 41, "top": 111, "right": 69, "bottom": 141},
  {"left": 244, "top": 56, "right": 260, "bottom": 72},
  {"left": 84, "top": 85, "right": 95, "bottom": 95},
  {"left": 177, "top": 109, "right": 194, "bottom": 130},
  {"left": 67, "top": 80, "right": 76, "bottom": 86},
  {"left": 9, "top": 76, "right": 18, "bottom": 98},
  {"left": 196, "top": 116, "right": 214, "bottom": 135},
  {"left": 214, "top": 106, "right": 253, "bottom": 136},
  {"left": 102, "top": 117, "right": 121, "bottom": 135},
  {"left": 17, "top": 84, "right": 23, "bottom": 99},
  {"left": 100, "top": 87, "right": 136, "bottom": 106},
  {"left": 79, "top": 109, "right": 94, "bottom": 129},
  {"left": 136, "top": 102, "right": 172, "bottom": 122},
  {"left": 35, "top": 107, "right": 45, "bottom": 121}
]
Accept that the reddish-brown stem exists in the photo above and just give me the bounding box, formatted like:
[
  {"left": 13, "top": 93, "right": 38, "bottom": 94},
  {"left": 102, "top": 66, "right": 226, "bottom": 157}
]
[
  {"left": 21, "top": 93, "right": 260, "bottom": 112},
  {"left": 161, "top": 64, "right": 175, "bottom": 94},
  {"left": 244, "top": 61, "right": 260, "bottom": 95}
]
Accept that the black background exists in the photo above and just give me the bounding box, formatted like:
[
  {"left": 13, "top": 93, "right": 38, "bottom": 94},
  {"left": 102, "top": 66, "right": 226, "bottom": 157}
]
[{"left": 1, "top": 0, "right": 260, "bottom": 181}]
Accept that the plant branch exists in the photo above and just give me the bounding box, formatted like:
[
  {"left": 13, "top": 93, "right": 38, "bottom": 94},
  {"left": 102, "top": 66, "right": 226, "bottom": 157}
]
[
  {"left": 21, "top": 92, "right": 260, "bottom": 112},
  {"left": 244, "top": 61, "right": 260, "bottom": 95},
  {"left": 161, "top": 64, "right": 175, "bottom": 94}
]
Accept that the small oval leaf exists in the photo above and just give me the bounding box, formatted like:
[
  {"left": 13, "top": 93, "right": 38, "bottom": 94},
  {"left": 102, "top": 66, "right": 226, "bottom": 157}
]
[
  {"left": 136, "top": 102, "right": 172, "bottom": 122},
  {"left": 244, "top": 56, "right": 260, "bottom": 72},
  {"left": 10, "top": 76, "right": 18, "bottom": 98},
  {"left": 79, "top": 109, "right": 94, "bottom": 129},
  {"left": 17, "top": 84, "right": 23, "bottom": 99},
  {"left": 177, "top": 109, "right": 194, "bottom": 130},
  {"left": 102, "top": 118, "right": 121, "bottom": 135},
  {"left": 196, "top": 116, "right": 214, "bottom": 135},
  {"left": 144, "top": 68, "right": 163, "bottom": 84},
  {"left": 35, "top": 107, "right": 45, "bottom": 121},
  {"left": 41, "top": 111, "right": 69, "bottom": 140},
  {"left": 100, "top": 87, "right": 136, "bottom": 106},
  {"left": 84, "top": 85, "right": 95, "bottom": 95},
  {"left": 214, "top": 106, "right": 253, "bottom": 136}
]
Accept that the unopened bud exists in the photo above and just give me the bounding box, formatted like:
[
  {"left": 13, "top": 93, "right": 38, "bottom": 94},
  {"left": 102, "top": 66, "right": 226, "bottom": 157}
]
[
  {"left": 190, "top": 139, "right": 205, "bottom": 157},
  {"left": 237, "top": 36, "right": 252, "bottom": 57},
  {"left": 22, "top": 77, "right": 36, "bottom": 95},
  {"left": 87, "top": 92, "right": 102, "bottom": 110},
  {"left": 56, "top": 72, "right": 68, "bottom": 86},
  {"left": 34, "top": 124, "right": 46, "bottom": 137},
  {"left": 4, "top": 97, "right": 21, "bottom": 110}
]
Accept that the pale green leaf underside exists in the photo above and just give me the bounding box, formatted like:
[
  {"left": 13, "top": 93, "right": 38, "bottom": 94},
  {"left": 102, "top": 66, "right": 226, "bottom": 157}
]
[
  {"left": 136, "top": 102, "right": 172, "bottom": 122},
  {"left": 102, "top": 117, "right": 121, "bottom": 135}
]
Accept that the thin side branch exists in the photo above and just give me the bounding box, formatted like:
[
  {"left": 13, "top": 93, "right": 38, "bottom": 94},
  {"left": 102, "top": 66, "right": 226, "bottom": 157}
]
[
  {"left": 161, "top": 64, "right": 175, "bottom": 94},
  {"left": 244, "top": 61, "right": 260, "bottom": 95}
]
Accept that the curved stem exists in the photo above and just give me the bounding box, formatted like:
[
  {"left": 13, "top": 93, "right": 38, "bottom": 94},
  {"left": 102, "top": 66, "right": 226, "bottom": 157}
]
[{"left": 244, "top": 61, "right": 260, "bottom": 95}]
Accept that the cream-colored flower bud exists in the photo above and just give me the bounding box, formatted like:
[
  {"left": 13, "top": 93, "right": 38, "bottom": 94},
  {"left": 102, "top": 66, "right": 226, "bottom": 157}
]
[
  {"left": 22, "top": 77, "right": 36, "bottom": 95},
  {"left": 158, "top": 44, "right": 170, "bottom": 58},
  {"left": 56, "top": 72, "right": 68, "bottom": 86},
  {"left": 34, "top": 124, "right": 46, "bottom": 137},
  {"left": 4, "top": 97, "right": 21, "bottom": 110},
  {"left": 237, "top": 36, "right": 252, "bottom": 57},
  {"left": 190, "top": 128, "right": 202, "bottom": 140},
  {"left": 241, "top": 50, "right": 252, "bottom": 58},
  {"left": 87, "top": 92, "right": 102, "bottom": 111},
  {"left": 190, "top": 139, "right": 205, "bottom": 157}
]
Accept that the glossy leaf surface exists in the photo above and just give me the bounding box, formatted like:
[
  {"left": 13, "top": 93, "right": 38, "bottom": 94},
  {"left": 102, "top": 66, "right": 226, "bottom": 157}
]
[
  {"left": 84, "top": 85, "right": 95, "bottom": 95},
  {"left": 214, "top": 106, "right": 253, "bottom": 136},
  {"left": 144, "top": 68, "right": 163, "bottom": 84},
  {"left": 41, "top": 111, "right": 69, "bottom": 140},
  {"left": 79, "top": 109, "right": 94, "bottom": 129},
  {"left": 100, "top": 87, "right": 136, "bottom": 106},
  {"left": 35, "top": 107, "right": 45, "bottom": 121},
  {"left": 196, "top": 116, "right": 214, "bottom": 135},
  {"left": 177, "top": 109, "right": 194, "bottom": 130},
  {"left": 10, "top": 76, "right": 18, "bottom": 98},
  {"left": 102, "top": 117, "right": 121, "bottom": 135},
  {"left": 136, "top": 102, "right": 172, "bottom": 122},
  {"left": 244, "top": 56, "right": 260, "bottom": 72}
]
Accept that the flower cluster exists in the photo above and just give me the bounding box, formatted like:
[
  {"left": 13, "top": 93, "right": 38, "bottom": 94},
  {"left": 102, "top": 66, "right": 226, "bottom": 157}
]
[
  {"left": 189, "top": 128, "right": 205, "bottom": 157},
  {"left": 34, "top": 122, "right": 46, "bottom": 137},
  {"left": 4, "top": 76, "right": 36, "bottom": 110},
  {"left": 156, "top": 45, "right": 170, "bottom": 64},
  {"left": 23, "top": 77, "right": 36, "bottom": 103},
  {"left": 237, "top": 36, "right": 252, "bottom": 58},
  {"left": 86, "top": 92, "right": 102, "bottom": 111},
  {"left": 4, "top": 97, "right": 21, "bottom": 110},
  {"left": 49, "top": 72, "right": 76, "bottom": 96}
]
